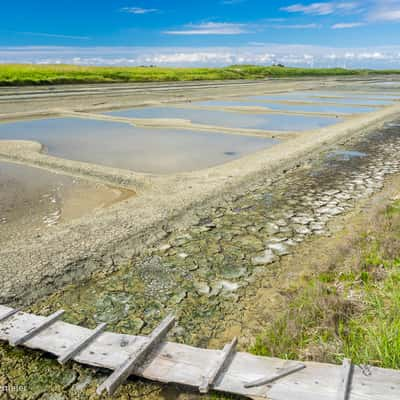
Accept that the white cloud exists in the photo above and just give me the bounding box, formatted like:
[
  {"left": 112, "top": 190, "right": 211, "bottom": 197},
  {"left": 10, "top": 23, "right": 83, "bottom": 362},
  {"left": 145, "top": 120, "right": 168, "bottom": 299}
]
[
  {"left": 366, "top": 0, "right": 400, "bottom": 21},
  {"left": 164, "top": 22, "right": 250, "bottom": 35},
  {"left": 369, "top": 9, "right": 400, "bottom": 21},
  {"left": 269, "top": 23, "right": 322, "bottom": 29},
  {"left": 121, "top": 7, "right": 158, "bottom": 14},
  {"left": 282, "top": 3, "right": 334, "bottom": 15},
  {"left": 282, "top": 1, "right": 400, "bottom": 23},
  {"left": 281, "top": 2, "right": 359, "bottom": 16},
  {"left": 336, "top": 2, "right": 362, "bottom": 11},
  {"left": 331, "top": 22, "right": 366, "bottom": 28}
]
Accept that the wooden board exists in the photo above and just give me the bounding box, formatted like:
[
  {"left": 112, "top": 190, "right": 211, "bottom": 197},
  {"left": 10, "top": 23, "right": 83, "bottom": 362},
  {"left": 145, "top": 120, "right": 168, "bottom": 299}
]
[{"left": 0, "top": 306, "right": 399, "bottom": 399}]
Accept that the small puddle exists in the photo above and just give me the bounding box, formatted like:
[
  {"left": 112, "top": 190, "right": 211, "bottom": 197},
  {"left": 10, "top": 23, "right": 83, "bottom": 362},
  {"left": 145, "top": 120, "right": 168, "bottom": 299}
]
[
  {"left": 0, "top": 161, "right": 131, "bottom": 244},
  {"left": 0, "top": 118, "right": 278, "bottom": 174},
  {"left": 385, "top": 122, "right": 400, "bottom": 128},
  {"left": 326, "top": 150, "right": 368, "bottom": 161},
  {"left": 106, "top": 107, "right": 341, "bottom": 131}
]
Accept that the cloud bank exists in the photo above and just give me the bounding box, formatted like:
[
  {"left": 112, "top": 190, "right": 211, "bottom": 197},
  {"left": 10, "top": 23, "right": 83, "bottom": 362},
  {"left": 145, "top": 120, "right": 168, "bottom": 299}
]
[{"left": 2, "top": 45, "right": 400, "bottom": 69}]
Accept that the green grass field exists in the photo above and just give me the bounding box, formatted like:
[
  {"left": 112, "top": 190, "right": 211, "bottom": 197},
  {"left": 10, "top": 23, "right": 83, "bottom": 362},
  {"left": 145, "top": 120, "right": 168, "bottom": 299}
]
[
  {"left": 252, "top": 199, "right": 400, "bottom": 369},
  {"left": 1, "top": 64, "right": 399, "bottom": 86}
]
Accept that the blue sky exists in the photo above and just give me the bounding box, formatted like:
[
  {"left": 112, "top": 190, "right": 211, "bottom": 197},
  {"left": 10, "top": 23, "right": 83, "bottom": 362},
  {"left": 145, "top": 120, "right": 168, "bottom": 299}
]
[{"left": 1, "top": 1, "right": 400, "bottom": 68}]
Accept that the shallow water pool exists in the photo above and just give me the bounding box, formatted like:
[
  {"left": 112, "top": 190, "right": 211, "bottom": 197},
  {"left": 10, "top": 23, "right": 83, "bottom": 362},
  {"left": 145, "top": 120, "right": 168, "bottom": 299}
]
[
  {"left": 0, "top": 118, "right": 278, "bottom": 174},
  {"left": 258, "top": 90, "right": 400, "bottom": 100},
  {"left": 194, "top": 99, "right": 375, "bottom": 115},
  {"left": 252, "top": 94, "right": 393, "bottom": 106},
  {"left": 0, "top": 161, "right": 127, "bottom": 243},
  {"left": 106, "top": 107, "right": 341, "bottom": 131}
]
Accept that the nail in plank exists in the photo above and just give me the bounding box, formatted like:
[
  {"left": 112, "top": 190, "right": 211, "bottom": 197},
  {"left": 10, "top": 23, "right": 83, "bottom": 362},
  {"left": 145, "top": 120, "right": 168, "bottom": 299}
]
[
  {"left": 337, "top": 358, "right": 353, "bottom": 400},
  {"left": 244, "top": 363, "right": 306, "bottom": 388},
  {"left": 199, "top": 337, "right": 238, "bottom": 393},
  {"left": 58, "top": 323, "right": 107, "bottom": 365},
  {"left": 97, "top": 314, "right": 175, "bottom": 395},
  {"left": 0, "top": 308, "right": 21, "bottom": 323},
  {"left": 10, "top": 310, "right": 65, "bottom": 347}
]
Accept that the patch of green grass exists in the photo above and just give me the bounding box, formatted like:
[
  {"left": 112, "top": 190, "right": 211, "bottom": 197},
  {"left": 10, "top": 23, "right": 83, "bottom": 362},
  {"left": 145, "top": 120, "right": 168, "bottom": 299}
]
[
  {"left": 251, "top": 195, "right": 400, "bottom": 369},
  {"left": 340, "top": 274, "right": 400, "bottom": 368},
  {"left": 386, "top": 200, "right": 400, "bottom": 216},
  {"left": 251, "top": 280, "right": 354, "bottom": 363},
  {"left": 1, "top": 64, "right": 400, "bottom": 86}
]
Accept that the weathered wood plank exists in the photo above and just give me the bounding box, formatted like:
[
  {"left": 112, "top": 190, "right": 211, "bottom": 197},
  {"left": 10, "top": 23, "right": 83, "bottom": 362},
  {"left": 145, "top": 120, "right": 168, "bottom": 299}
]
[
  {"left": 244, "top": 362, "right": 306, "bottom": 388},
  {"left": 0, "top": 306, "right": 399, "bottom": 400},
  {"left": 96, "top": 314, "right": 175, "bottom": 395},
  {"left": 9, "top": 310, "right": 65, "bottom": 347},
  {"left": 57, "top": 323, "right": 107, "bottom": 365},
  {"left": 0, "top": 307, "right": 21, "bottom": 322},
  {"left": 336, "top": 359, "right": 353, "bottom": 400},
  {"left": 199, "top": 337, "right": 237, "bottom": 393}
]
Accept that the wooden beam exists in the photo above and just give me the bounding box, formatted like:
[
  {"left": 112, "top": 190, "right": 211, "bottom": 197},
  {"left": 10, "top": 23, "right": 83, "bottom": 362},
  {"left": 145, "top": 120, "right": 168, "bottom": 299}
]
[
  {"left": 199, "top": 337, "right": 238, "bottom": 394},
  {"left": 0, "top": 308, "right": 21, "bottom": 323},
  {"left": 10, "top": 310, "right": 65, "bottom": 347},
  {"left": 337, "top": 358, "right": 353, "bottom": 400},
  {"left": 57, "top": 323, "right": 107, "bottom": 365},
  {"left": 244, "top": 363, "right": 306, "bottom": 388},
  {"left": 96, "top": 314, "right": 175, "bottom": 396}
]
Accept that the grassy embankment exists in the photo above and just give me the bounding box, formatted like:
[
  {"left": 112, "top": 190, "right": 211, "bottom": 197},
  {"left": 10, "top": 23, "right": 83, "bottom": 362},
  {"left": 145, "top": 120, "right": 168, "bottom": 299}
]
[
  {"left": 252, "top": 198, "right": 400, "bottom": 369},
  {"left": 1, "top": 64, "right": 400, "bottom": 86}
]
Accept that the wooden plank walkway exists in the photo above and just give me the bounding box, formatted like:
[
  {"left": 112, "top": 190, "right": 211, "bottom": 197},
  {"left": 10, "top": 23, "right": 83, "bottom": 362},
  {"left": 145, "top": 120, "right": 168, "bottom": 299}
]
[{"left": 0, "top": 305, "right": 399, "bottom": 399}]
